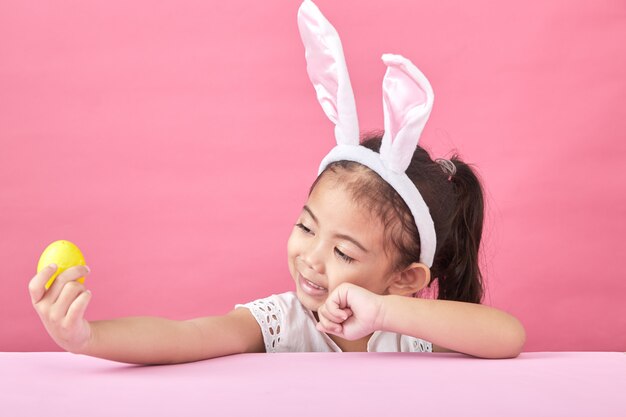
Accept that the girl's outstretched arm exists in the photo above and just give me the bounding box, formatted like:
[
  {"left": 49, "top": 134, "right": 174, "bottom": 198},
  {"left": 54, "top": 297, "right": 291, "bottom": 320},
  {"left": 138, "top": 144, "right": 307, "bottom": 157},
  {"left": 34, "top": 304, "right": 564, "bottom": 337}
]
[
  {"left": 29, "top": 264, "right": 264, "bottom": 365},
  {"left": 316, "top": 283, "right": 525, "bottom": 359},
  {"left": 83, "top": 308, "right": 265, "bottom": 365}
]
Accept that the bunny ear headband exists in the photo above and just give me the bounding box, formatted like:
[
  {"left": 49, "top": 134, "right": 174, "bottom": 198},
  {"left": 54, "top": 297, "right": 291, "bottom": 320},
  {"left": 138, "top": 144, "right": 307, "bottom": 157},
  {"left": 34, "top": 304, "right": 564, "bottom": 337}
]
[{"left": 297, "top": 0, "right": 437, "bottom": 267}]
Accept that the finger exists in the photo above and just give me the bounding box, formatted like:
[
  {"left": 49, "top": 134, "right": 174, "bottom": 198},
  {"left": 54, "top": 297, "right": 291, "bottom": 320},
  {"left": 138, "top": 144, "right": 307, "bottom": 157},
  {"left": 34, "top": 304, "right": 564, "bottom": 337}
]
[
  {"left": 325, "top": 295, "right": 351, "bottom": 322},
  {"left": 316, "top": 320, "right": 342, "bottom": 336},
  {"left": 29, "top": 264, "right": 58, "bottom": 305},
  {"left": 65, "top": 289, "right": 92, "bottom": 330},
  {"left": 50, "top": 281, "right": 85, "bottom": 322},
  {"left": 318, "top": 304, "right": 341, "bottom": 325},
  {"left": 322, "top": 300, "right": 349, "bottom": 323},
  {"left": 47, "top": 265, "right": 90, "bottom": 304},
  {"left": 317, "top": 309, "right": 342, "bottom": 334}
]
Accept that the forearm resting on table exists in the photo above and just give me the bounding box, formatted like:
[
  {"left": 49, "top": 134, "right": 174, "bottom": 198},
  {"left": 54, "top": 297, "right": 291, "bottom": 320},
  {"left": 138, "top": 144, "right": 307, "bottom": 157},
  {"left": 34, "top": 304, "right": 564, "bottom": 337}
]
[
  {"left": 382, "top": 296, "right": 526, "bottom": 359},
  {"left": 82, "top": 316, "right": 236, "bottom": 365}
]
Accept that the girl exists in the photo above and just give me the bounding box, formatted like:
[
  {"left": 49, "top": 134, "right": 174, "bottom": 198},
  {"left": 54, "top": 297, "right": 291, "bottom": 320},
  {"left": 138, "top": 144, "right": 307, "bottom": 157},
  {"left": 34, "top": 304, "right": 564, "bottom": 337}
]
[{"left": 28, "top": 0, "right": 525, "bottom": 364}]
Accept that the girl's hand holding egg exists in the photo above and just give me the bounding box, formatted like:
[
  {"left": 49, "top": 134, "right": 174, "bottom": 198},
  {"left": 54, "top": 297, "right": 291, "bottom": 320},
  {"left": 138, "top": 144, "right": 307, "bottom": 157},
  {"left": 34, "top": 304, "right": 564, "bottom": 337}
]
[
  {"left": 29, "top": 240, "right": 94, "bottom": 354},
  {"left": 37, "top": 240, "right": 87, "bottom": 289}
]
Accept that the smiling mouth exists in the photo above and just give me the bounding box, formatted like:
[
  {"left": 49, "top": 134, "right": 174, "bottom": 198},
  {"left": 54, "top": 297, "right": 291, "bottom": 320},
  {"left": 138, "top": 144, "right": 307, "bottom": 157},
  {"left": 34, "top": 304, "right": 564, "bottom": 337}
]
[
  {"left": 298, "top": 273, "right": 328, "bottom": 294},
  {"left": 305, "top": 278, "right": 326, "bottom": 290}
]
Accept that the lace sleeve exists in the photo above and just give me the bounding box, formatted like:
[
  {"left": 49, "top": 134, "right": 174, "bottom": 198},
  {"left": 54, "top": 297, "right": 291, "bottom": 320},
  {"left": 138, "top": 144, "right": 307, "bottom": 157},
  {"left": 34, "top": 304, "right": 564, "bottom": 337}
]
[
  {"left": 411, "top": 338, "right": 433, "bottom": 353},
  {"left": 235, "top": 296, "right": 284, "bottom": 353}
]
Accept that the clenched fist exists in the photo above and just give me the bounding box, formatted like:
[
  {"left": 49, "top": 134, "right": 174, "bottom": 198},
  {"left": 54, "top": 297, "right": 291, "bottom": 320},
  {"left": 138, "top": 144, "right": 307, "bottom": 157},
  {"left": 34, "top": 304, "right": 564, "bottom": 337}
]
[{"left": 315, "top": 282, "right": 386, "bottom": 341}]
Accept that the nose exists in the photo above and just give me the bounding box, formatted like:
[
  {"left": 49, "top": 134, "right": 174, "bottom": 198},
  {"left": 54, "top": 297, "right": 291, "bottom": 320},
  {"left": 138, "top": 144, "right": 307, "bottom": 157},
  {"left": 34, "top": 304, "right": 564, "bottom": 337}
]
[{"left": 301, "top": 237, "right": 326, "bottom": 275}]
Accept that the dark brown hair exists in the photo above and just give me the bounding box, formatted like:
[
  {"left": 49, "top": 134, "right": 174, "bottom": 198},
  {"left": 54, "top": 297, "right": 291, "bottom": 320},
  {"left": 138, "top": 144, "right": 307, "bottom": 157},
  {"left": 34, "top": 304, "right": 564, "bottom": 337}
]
[{"left": 309, "top": 133, "right": 485, "bottom": 304}]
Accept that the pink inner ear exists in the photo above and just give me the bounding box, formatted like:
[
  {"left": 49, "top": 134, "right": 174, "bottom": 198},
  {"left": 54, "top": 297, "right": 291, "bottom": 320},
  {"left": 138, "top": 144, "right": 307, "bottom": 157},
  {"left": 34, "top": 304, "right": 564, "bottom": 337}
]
[
  {"left": 383, "top": 66, "right": 427, "bottom": 141},
  {"left": 299, "top": 9, "right": 340, "bottom": 122},
  {"left": 308, "top": 50, "right": 339, "bottom": 123}
]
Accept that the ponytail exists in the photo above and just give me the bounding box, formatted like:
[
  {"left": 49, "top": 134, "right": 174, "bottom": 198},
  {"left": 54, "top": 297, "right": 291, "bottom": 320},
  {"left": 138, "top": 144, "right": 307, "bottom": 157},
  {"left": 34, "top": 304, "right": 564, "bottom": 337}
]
[{"left": 432, "top": 157, "right": 485, "bottom": 304}]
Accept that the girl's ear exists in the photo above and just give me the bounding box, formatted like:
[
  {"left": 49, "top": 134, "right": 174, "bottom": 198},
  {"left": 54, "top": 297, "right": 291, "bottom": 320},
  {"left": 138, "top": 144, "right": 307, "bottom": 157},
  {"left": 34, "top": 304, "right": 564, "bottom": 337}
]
[{"left": 387, "top": 263, "right": 431, "bottom": 297}]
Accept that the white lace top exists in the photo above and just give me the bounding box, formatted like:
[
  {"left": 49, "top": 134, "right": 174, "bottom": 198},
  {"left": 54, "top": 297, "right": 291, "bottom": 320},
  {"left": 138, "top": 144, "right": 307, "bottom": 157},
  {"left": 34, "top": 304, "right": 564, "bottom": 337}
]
[{"left": 235, "top": 291, "right": 433, "bottom": 353}]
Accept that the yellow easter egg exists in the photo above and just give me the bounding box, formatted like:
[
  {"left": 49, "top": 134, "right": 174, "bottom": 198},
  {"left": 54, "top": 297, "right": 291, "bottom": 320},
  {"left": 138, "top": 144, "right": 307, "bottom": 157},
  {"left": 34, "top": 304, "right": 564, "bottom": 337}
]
[{"left": 37, "top": 240, "right": 86, "bottom": 290}]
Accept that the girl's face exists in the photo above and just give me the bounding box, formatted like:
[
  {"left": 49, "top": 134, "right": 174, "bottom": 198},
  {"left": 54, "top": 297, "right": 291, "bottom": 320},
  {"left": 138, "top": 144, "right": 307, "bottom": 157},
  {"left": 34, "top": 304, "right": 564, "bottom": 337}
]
[{"left": 287, "top": 172, "right": 398, "bottom": 312}]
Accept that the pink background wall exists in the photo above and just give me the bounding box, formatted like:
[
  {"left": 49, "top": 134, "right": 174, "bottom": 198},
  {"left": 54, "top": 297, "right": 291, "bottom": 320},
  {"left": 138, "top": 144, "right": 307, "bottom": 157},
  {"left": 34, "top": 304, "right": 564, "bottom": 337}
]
[{"left": 1, "top": 0, "right": 624, "bottom": 352}]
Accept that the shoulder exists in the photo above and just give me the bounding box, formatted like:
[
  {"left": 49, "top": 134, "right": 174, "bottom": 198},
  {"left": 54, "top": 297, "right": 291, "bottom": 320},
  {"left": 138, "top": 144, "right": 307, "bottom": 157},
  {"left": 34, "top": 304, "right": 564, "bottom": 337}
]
[
  {"left": 235, "top": 292, "right": 311, "bottom": 352},
  {"left": 235, "top": 292, "right": 333, "bottom": 352},
  {"left": 235, "top": 292, "right": 303, "bottom": 320}
]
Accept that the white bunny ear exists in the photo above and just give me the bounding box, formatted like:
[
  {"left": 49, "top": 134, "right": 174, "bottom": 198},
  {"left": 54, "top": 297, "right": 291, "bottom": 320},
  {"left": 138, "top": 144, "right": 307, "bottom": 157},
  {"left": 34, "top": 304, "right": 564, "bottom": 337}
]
[
  {"left": 297, "top": 0, "right": 360, "bottom": 145},
  {"left": 380, "top": 53, "right": 434, "bottom": 173}
]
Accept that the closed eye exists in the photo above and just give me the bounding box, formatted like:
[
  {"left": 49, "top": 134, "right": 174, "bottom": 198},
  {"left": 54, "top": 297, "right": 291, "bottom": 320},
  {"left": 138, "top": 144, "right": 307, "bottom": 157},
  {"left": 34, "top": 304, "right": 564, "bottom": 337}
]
[
  {"left": 335, "top": 248, "right": 354, "bottom": 263},
  {"left": 295, "top": 223, "right": 311, "bottom": 234}
]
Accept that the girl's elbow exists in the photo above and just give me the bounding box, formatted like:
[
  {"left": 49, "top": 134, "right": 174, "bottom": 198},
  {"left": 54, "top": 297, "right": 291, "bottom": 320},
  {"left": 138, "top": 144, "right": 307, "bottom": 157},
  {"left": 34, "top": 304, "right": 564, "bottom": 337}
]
[
  {"left": 516, "top": 325, "right": 527, "bottom": 355},
  {"left": 488, "top": 318, "right": 526, "bottom": 359},
  {"left": 504, "top": 320, "right": 526, "bottom": 358}
]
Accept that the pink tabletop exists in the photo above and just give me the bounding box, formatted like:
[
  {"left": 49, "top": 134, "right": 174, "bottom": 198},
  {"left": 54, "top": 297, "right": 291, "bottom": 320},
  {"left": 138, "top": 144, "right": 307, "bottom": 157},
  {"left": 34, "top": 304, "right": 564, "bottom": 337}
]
[{"left": 1, "top": 352, "right": 624, "bottom": 416}]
